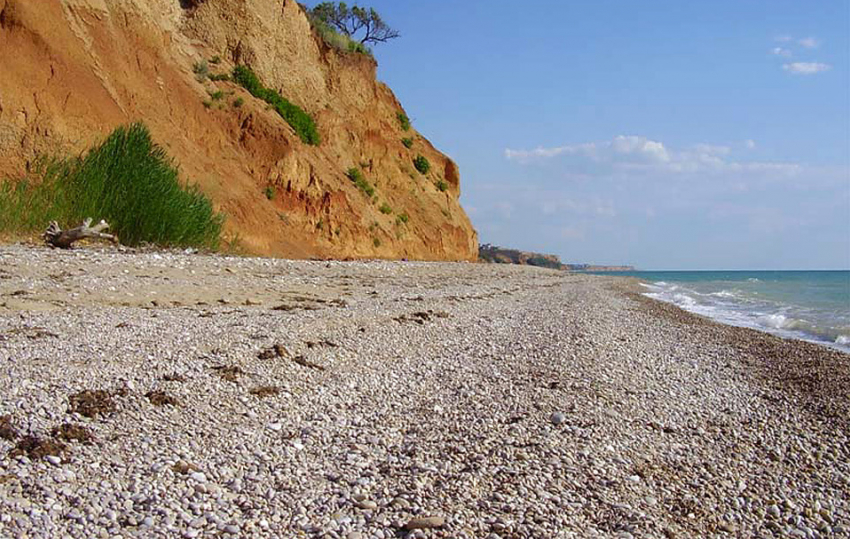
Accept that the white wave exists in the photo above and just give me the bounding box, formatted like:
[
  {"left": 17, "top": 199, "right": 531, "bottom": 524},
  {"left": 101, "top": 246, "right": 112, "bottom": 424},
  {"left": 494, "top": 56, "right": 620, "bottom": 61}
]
[
  {"left": 672, "top": 293, "right": 697, "bottom": 307},
  {"left": 758, "top": 313, "right": 791, "bottom": 329},
  {"left": 710, "top": 290, "right": 737, "bottom": 298},
  {"left": 747, "top": 278, "right": 761, "bottom": 283},
  {"left": 836, "top": 335, "right": 850, "bottom": 345}
]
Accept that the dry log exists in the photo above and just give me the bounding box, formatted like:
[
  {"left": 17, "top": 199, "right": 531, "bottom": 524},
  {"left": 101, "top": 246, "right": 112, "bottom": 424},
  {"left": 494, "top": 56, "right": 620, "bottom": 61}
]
[{"left": 44, "top": 218, "right": 118, "bottom": 249}]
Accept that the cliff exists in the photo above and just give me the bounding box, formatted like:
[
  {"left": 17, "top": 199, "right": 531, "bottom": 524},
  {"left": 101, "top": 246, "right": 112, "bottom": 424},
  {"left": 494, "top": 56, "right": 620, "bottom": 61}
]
[
  {"left": 479, "top": 244, "right": 566, "bottom": 270},
  {"left": 0, "top": 0, "right": 478, "bottom": 260}
]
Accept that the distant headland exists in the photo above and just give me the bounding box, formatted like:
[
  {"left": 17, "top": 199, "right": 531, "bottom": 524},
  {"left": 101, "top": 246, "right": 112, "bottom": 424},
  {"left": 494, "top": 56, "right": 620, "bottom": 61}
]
[{"left": 479, "top": 244, "right": 634, "bottom": 272}]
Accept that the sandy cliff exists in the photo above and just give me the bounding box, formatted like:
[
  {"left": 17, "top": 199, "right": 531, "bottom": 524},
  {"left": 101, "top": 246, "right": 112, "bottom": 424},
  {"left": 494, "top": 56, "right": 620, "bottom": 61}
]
[{"left": 0, "top": 0, "right": 478, "bottom": 259}]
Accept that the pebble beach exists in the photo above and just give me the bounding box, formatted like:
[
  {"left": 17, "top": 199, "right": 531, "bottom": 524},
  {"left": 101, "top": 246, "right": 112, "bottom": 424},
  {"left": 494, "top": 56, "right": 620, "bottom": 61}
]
[{"left": 0, "top": 244, "right": 847, "bottom": 538}]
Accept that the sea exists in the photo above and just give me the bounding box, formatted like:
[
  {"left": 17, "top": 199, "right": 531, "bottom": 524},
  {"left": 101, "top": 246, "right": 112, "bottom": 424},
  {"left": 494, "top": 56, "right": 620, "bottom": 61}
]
[{"left": 593, "top": 270, "right": 850, "bottom": 354}]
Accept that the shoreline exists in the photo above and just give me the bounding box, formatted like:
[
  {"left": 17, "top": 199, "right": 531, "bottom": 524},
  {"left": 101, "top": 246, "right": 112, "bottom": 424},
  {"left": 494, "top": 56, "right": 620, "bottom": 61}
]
[{"left": 0, "top": 245, "right": 847, "bottom": 538}]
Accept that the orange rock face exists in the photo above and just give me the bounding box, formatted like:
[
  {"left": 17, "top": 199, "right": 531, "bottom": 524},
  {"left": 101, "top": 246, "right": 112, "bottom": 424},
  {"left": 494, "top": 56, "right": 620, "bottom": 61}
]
[{"left": 0, "top": 0, "right": 478, "bottom": 260}]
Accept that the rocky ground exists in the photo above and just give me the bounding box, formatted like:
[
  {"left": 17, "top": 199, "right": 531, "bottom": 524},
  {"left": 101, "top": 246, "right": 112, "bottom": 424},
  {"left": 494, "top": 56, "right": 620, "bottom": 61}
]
[{"left": 0, "top": 244, "right": 847, "bottom": 539}]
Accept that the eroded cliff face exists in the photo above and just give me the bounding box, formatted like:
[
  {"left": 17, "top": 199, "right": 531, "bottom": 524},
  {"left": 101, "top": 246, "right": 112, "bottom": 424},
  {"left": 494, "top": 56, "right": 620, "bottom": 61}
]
[{"left": 0, "top": 0, "right": 478, "bottom": 260}]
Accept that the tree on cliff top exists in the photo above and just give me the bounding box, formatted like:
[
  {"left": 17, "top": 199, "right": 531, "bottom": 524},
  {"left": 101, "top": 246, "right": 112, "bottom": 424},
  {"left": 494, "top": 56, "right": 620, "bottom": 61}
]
[{"left": 309, "top": 2, "right": 400, "bottom": 45}]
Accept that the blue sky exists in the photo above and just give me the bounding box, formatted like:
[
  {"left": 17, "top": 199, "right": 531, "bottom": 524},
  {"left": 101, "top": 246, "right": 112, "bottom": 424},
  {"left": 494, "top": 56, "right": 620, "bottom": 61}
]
[{"left": 327, "top": 1, "right": 849, "bottom": 269}]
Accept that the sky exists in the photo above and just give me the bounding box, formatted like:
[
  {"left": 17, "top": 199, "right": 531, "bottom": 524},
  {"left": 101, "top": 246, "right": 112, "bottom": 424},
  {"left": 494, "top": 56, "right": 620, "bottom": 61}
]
[{"left": 326, "top": 1, "right": 849, "bottom": 269}]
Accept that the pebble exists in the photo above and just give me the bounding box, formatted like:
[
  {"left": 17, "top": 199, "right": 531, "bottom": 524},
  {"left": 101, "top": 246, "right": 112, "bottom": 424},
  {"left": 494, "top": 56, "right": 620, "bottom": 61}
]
[{"left": 404, "top": 516, "right": 446, "bottom": 530}]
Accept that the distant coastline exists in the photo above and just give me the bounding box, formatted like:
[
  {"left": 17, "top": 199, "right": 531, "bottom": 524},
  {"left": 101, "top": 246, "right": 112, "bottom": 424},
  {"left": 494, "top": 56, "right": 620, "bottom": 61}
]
[{"left": 479, "top": 244, "right": 633, "bottom": 272}]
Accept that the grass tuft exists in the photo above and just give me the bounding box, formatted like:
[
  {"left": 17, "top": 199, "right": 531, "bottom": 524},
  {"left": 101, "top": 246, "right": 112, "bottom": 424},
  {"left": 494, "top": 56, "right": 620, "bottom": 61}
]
[
  {"left": 0, "top": 123, "right": 223, "bottom": 249},
  {"left": 413, "top": 155, "right": 431, "bottom": 175},
  {"left": 232, "top": 65, "right": 320, "bottom": 145},
  {"left": 379, "top": 202, "right": 393, "bottom": 215},
  {"left": 397, "top": 112, "right": 411, "bottom": 131},
  {"left": 436, "top": 180, "right": 448, "bottom": 192},
  {"left": 401, "top": 137, "right": 413, "bottom": 149},
  {"left": 193, "top": 60, "right": 209, "bottom": 82},
  {"left": 346, "top": 167, "right": 375, "bottom": 197}
]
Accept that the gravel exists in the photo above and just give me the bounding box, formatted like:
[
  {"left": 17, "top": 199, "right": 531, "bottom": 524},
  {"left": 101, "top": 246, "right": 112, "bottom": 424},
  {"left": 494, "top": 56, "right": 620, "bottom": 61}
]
[{"left": 0, "top": 244, "right": 848, "bottom": 538}]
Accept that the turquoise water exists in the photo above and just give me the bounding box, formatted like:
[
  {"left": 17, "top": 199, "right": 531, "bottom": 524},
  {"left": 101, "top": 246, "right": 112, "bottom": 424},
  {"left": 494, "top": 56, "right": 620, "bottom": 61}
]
[{"left": 596, "top": 271, "right": 850, "bottom": 353}]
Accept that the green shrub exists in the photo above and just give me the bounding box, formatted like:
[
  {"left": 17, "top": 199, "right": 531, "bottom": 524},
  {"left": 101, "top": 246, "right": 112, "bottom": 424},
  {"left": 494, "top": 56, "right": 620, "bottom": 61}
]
[
  {"left": 233, "top": 97, "right": 244, "bottom": 108},
  {"left": 209, "top": 90, "right": 225, "bottom": 101},
  {"left": 346, "top": 167, "right": 375, "bottom": 197},
  {"left": 232, "top": 65, "right": 320, "bottom": 145},
  {"left": 401, "top": 137, "right": 413, "bottom": 149},
  {"left": 379, "top": 202, "right": 392, "bottom": 215},
  {"left": 264, "top": 185, "right": 276, "bottom": 200},
  {"left": 306, "top": 12, "right": 374, "bottom": 57},
  {"left": 436, "top": 180, "right": 448, "bottom": 192},
  {"left": 0, "top": 123, "right": 223, "bottom": 249},
  {"left": 373, "top": 237, "right": 381, "bottom": 247},
  {"left": 208, "top": 73, "right": 230, "bottom": 82},
  {"left": 209, "top": 55, "right": 222, "bottom": 65},
  {"left": 413, "top": 155, "right": 430, "bottom": 174},
  {"left": 202, "top": 100, "right": 212, "bottom": 109},
  {"left": 193, "top": 60, "right": 209, "bottom": 81},
  {"left": 396, "top": 212, "right": 409, "bottom": 225},
  {"left": 397, "top": 112, "right": 411, "bottom": 131}
]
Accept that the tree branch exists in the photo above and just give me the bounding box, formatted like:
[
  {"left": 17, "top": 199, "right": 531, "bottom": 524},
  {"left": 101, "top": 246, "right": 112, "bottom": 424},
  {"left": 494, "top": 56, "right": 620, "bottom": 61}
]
[{"left": 44, "top": 218, "right": 118, "bottom": 249}]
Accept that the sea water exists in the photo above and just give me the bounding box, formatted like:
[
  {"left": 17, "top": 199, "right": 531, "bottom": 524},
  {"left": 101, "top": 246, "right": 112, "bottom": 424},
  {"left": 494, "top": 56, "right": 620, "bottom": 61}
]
[{"left": 596, "top": 271, "right": 850, "bottom": 353}]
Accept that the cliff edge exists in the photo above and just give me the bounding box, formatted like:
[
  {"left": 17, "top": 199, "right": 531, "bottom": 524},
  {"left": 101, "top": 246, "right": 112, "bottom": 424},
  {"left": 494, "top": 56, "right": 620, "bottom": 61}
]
[{"left": 0, "top": 0, "right": 478, "bottom": 260}]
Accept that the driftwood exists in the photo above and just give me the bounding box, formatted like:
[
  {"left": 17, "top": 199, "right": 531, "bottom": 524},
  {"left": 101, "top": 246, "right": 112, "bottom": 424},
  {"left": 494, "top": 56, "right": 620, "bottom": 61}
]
[{"left": 44, "top": 218, "right": 117, "bottom": 249}]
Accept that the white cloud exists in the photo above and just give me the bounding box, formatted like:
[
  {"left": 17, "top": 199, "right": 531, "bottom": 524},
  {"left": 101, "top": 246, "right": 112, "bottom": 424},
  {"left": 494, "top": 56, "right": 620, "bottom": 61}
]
[
  {"left": 798, "top": 37, "right": 820, "bottom": 49},
  {"left": 783, "top": 62, "right": 831, "bottom": 75},
  {"left": 504, "top": 143, "right": 595, "bottom": 161},
  {"left": 771, "top": 47, "right": 792, "bottom": 57},
  {"left": 611, "top": 135, "right": 671, "bottom": 163},
  {"left": 745, "top": 139, "right": 756, "bottom": 150},
  {"left": 775, "top": 35, "right": 793, "bottom": 43},
  {"left": 505, "top": 135, "right": 801, "bottom": 177}
]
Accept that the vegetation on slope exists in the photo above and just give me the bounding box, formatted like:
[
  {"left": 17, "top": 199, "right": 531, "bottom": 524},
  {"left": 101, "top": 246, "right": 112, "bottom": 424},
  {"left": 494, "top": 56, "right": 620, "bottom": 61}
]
[
  {"left": 307, "top": 2, "right": 399, "bottom": 55},
  {"left": 0, "top": 123, "right": 223, "bottom": 249},
  {"left": 232, "top": 65, "right": 321, "bottom": 146}
]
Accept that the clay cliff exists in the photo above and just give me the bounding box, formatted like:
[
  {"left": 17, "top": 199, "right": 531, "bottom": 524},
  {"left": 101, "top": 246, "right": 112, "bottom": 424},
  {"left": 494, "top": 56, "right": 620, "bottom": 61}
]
[
  {"left": 0, "top": 0, "right": 478, "bottom": 260},
  {"left": 479, "top": 244, "right": 567, "bottom": 270}
]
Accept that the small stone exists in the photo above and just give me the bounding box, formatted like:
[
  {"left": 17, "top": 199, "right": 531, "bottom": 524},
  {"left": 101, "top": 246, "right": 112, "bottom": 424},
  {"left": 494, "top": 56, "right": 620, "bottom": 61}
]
[
  {"left": 268, "top": 423, "right": 282, "bottom": 432},
  {"left": 189, "top": 472, "right": 206, "bottom": 483},
  {"left": 355, "top": 500, "right": 378, "bottom": 511},
  {"left": 550, "top": 412, "right": 566, "bottom": 425},
  {"left": 404, "top": 516, "right": 446, "bottom": 530},
  {"left": 391, "top": 497, "right": 410, "bottom": 509},
  {"left": 718, "top": 523, "right": 738, "bottom": 534},
  {"left": 347, "top": 533, "right": 363, "bottom": 539},
  {"left": 223, "top": 524, "right": 239, "bottom": 534},
  {"left": 46, "top": 455, "right": 61, "bottom": 465}
]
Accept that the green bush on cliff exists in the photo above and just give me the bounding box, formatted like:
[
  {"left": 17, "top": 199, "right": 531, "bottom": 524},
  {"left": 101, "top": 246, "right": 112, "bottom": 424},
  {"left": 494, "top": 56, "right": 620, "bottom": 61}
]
[
  {"left": 0, "top": 123, "right": 223, "bottom": 249},
  {"left": 413, "top": 155, "right": 430, "bottom": 174},
  {"left": 346, "top": 167, "right": 375, "bottom": 197},
  {"left": 232, "top": 65, "right": 320, "bottom": 145},
  {"left": 307, "top": 15, "right": 373, "bottom": 56}
]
